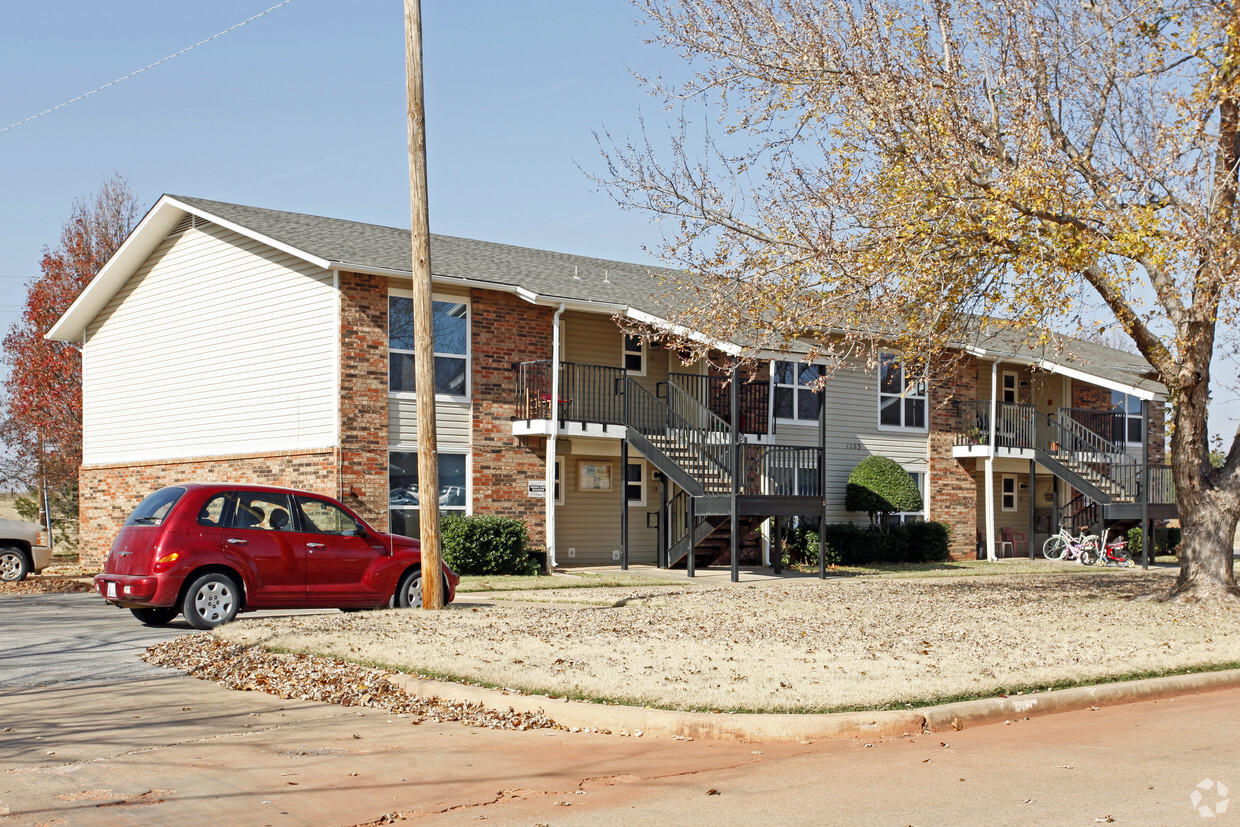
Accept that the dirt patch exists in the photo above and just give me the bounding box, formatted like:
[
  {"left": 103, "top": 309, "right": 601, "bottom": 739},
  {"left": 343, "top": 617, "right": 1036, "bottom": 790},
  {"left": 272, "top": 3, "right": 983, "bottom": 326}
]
[{"left": 215, "top": 570, "right": 1240, "bottom": 713}]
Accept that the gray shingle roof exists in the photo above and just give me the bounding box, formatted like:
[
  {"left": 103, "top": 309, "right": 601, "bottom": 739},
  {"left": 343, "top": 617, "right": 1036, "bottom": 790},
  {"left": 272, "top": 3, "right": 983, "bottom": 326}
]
[{"left": 171, "top": 195, "right": 683, "bottom": 315}]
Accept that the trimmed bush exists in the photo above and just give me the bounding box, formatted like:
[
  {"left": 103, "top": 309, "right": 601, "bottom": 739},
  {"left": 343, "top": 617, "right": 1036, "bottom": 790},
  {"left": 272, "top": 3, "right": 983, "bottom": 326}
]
[
  {"left": 440, "top": 514, "right": 537, "bottom": 576},
  {"left": 816, "top": 521, "right": 951, "bottom": 565},
  {"left": 845, "top": 456, "right": 923, "bottom": 528},
  {"left": 904, "top": 521, "right": 952, "bottom": 563}
]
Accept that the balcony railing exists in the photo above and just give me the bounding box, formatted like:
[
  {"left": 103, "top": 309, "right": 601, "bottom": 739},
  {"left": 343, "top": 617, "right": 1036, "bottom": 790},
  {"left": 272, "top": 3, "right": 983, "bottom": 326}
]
[
  {"left": 952, "top": 400, "right": 1038, "bottom": 449},
  {"left": 668, "top": 372, "right": 770, "bottom": 435},
  {"left": 514, "top": 361, "right": 626, "bottom": 425}
]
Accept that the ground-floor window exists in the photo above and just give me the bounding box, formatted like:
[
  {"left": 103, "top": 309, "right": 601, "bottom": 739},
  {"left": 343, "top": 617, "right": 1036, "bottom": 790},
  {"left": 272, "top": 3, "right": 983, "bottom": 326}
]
[
  {"left": 1001, "top": 475, "right": 1017, "bottom": 512},
  {"left": 890, "top": 471, "right": 926, "bottom": 525},
  {"left": 625, "top": 461, "right": 646, "bottom": 507},
  {"left": 389, "top": 450, "right": 468, "bottom": 537}
]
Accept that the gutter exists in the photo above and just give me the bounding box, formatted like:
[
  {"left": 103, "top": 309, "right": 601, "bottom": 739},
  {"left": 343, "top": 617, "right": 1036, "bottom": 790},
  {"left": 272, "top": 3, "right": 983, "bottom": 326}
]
[{"left": 545, "top": 304, "right": 566, "bottom": 570}]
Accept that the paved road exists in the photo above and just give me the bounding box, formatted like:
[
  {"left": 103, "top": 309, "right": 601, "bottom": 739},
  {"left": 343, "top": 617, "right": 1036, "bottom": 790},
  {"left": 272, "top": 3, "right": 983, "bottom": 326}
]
[{"left": 4, "top": 592, "right": 1239, "bottom": 825}]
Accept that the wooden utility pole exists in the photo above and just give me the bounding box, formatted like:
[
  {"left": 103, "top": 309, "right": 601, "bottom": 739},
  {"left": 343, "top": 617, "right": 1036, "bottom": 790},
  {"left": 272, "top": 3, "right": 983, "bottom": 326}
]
[{"left": 404, "top": 0, "right": 444, "bottom": 609}]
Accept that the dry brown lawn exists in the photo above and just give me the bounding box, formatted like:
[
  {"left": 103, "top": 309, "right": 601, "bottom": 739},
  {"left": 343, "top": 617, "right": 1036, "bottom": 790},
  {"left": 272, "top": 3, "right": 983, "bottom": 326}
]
[{"left": 217, "top": 568, "right": 1240, "bottom": 713}]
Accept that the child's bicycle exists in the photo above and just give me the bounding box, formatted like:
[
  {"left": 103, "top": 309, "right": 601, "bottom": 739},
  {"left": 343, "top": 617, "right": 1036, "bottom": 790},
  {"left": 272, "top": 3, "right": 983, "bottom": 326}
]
[
  {"left": 1081, "top": 528, "right": 1134, "bottom": 567},
  {"left": 1042, "top": 526, "right": 1099, "bottom": 562}
]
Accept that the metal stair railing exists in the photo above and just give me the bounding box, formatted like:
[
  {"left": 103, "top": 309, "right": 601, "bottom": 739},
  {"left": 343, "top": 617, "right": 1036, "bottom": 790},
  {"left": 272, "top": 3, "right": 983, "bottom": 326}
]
[{"left": 623, "top": 377, "right": 734, "bottom": 496}]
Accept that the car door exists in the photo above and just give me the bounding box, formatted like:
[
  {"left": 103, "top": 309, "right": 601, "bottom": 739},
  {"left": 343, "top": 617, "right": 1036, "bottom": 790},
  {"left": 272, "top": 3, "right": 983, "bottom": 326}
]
[
  {"left": 294, "top": 495, "right": 391, "bottom": 606},
  {"left": 222, "top": 490, "right": 307, "bottom": 607}
]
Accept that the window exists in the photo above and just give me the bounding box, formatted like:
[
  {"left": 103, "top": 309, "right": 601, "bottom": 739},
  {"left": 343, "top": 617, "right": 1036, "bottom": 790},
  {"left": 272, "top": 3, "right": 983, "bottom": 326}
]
[
  {"left": 770, "top": 457, "right": 820, "bottom": 497},
  {"left": 1111, "top": 391, "right": 1143, "bottom": 445},
  {"left": 125, "top": 487, "right": 185, "bottom": 527},
  {"left": 623, "top": 334, "right": 645, "bottom": 375},
  {"left": 1001, "top": 476, "right": 1017, "bottom": 512},
  {"left": 388, "top": 450, "right": 468, "bottom": 538},
  {"left": 773, "top": 361, "right": 825, "bottom": 421},
  {"left": 554, "top": 458, "right": 565, "bottom": 506},
  {"left": 878, "top": 354, "right": 926, "bottom": 429},
  {"left": 1002, "top": 372, "right": 1018, "bottom": 404},
  {"left": 297, "top": 496, "right": 361, "bottom": 535},
  {"left": 227, "top": 491, "right": 294, "bottom": 532},
  {"left": 625, "top": 462, "right": 646, "bottom": 507},
  {"left": 891, "top": 471, "right": 927, "bottom": 525},
  {"left": 389, "top": 295, "right": 469, "bottom": 397}
]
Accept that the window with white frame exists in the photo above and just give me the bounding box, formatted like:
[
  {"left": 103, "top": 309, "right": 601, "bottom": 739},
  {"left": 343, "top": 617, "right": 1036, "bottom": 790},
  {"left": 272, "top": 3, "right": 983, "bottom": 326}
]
[
  {"left": 554, "top": 457, "right": 565, "bottom": 506},
  {"left": 773, "top": 361, "right": 825, "bottom": 421},
  {"left": 891, "top": 471, "right": 927, "bottom": 525},
  {"left": 389, "top": 295, "right": 469, "bottom": 397},
  {"left": 1002, "top": 372, "right": 1018, "bottom": 404},
  {"left": 1001, "top": 475, "right": 1017, "bottom": 512},
  {"left": 625, "top": 461, "right": 646, "bottom": 507},
  {"left": 770, "top": 456, "right": 820, "bottom": 497},
  {"left": 622, "top": 334, "right": 645, "bottom": 375},
  {"left": 1111, "top": 391, "right": 1143, "bottom": 445},
  {"left": 878, "top": 353, "right": 926, "bottom": 429},
  {"left": 388, "top": 450, "right": 468, "bottom": 538}
]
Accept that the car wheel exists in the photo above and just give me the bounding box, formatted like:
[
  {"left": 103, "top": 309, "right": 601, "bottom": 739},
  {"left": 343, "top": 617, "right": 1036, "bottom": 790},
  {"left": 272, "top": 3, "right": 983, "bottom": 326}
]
[
  {"left": 394, "top": 570, "right": 450, "bottom": 609},
  {"left": 0, "top": 547, "right": 31, "bottom": 582},
  {"left": 130, "top": 607, "right": 180, "bottom": 626},
  {"left": 182, "top": 573, "right": 240, "bottom": 629}
]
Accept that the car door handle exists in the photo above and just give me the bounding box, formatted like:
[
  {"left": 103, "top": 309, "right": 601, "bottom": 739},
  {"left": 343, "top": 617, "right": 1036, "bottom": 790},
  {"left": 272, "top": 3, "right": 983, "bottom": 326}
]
[
  {"left": 307, "top": 542, "right": 326, "bottom": 549},
  {"left": 227, "top": 538, "right": 247, "bottom": 545}
]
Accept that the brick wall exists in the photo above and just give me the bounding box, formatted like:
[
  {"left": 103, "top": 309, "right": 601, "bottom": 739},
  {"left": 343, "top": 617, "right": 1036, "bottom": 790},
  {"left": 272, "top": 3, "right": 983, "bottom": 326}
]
[
  {"left": 337, "top": 271, "right": 390, "bottom": 530},
  {"left": 470, "top": 289, "right": 553, "bottom": 548},
  {"left": 929, "top": 354, "right": 979, "bottom": 560},
  {"left": 1071, "top": 382, "right": 1110, "bottom": 410},
  {"left": 78, "top": 449, "right": 339, "bottom": 566}
]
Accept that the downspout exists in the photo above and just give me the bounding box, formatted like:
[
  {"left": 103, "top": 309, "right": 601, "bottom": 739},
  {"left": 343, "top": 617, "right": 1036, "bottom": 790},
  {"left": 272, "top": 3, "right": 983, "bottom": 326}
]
[
  {"left": 985, "top": 361, "right": 998, "bottom": 561},
  {"left": 545, "top": 303, "right": 566, "bottom": 570}
]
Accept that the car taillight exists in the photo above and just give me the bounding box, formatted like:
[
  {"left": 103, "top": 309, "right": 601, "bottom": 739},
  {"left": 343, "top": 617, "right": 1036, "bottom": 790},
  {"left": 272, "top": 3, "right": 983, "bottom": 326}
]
[{"left": 153, "top": 552, "right": 180, "bottom": 572}]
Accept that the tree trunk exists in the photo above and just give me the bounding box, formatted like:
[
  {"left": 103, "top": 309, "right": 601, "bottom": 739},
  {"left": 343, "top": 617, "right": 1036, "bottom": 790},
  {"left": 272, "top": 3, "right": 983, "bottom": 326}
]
[{"left": 1164, "top": 469, "right": 1240, "bottom": 603}]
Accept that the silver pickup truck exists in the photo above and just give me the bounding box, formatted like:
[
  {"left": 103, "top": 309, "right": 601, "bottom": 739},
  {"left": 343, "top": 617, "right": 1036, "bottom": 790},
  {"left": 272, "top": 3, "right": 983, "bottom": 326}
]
[{"left": 0, "top": 518, "right": 53, "bottom": 581}]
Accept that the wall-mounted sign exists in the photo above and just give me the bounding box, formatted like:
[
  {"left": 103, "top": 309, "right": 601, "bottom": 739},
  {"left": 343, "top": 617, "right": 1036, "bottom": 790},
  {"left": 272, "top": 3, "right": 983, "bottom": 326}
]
[
  {"left": 528, "top": 480, "right": 548, "bottom": 498},
  {"left": 578, "top": 461, "right": 612, "bottom": 491}
]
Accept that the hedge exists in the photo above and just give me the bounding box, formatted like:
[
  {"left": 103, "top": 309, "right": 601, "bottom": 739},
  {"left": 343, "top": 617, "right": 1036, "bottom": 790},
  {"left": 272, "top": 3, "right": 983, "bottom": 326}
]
[
  {"left": 782, "top": 521, "right": 951, "bottom": 566},
  {"left": 440, "top": 514, "right": 538, "bottom": 575}
]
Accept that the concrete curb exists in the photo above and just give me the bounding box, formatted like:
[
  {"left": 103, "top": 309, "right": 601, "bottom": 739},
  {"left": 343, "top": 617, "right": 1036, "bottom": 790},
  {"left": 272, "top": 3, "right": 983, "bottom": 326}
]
[{"left": 388, "top": 667, "right": 1240, "bottom": 743}]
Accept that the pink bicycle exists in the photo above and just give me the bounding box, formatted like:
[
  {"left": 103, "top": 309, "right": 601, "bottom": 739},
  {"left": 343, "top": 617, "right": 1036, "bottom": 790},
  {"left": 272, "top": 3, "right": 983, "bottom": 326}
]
[{"left": 1042, "top": 526, "right": 1099, "bottom": 561}]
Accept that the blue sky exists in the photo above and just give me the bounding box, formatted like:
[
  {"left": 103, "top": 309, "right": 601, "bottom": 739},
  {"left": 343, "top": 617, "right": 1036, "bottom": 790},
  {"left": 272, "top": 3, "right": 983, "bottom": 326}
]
[{"left": 0, "top": 0, "right": 1236, "bottom": 447}]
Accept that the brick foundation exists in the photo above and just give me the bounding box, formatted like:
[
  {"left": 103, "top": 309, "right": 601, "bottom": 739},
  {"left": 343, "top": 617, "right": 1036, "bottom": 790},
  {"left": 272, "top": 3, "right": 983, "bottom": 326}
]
[
  {"left": 78, "top": 449, "right": 340, "bottom": 566},
  {"left": 470, "top": 289, "right": 553, "bottom": 548},
  {"left": 929, "top": 354, "right": 979, "bottom": 560}
]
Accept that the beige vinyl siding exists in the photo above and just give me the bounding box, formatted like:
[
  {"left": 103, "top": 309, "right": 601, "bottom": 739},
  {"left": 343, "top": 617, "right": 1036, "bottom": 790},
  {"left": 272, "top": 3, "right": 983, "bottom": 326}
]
[
  {"left": 555, "top": 447, "right": 657, "bottom": 566},
  {"left": 772, "top": 360, "right": 928, "bottom": 523},
  {"left": 387, "top": 399, "right": 471, "bottom": 450},
  {"left": 82, "top": 224, "right": 337, "bottom": 464},
  {"left": 563, "top": 310, "right": 671, "bottom": 395},
  {"left": 977, "top": 464, "right": 1037, "bottom": 554}
]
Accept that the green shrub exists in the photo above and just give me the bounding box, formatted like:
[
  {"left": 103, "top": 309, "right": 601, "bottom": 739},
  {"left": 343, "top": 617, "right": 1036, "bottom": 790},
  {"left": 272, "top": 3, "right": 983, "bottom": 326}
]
[
  {"left": 440, "top": 514, "right": 537, "bottom": 575},
  {"left": 1126, "top": 525, "right": 1183, "bottom": 558},
  {"left": 904, "top": 522, "right": 952, "bottom": 563},
  {"left": 844, "top": 456, "right": 923, "bottom": 528},
  {"left": 814, "top": 521, "right": 950, "bottom": 565}
]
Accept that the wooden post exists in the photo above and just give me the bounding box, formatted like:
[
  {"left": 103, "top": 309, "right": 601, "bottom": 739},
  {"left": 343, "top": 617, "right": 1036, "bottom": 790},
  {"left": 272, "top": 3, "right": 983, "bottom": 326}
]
[{"left": 404, "top": 0, "right": 443, "bottom": 609}]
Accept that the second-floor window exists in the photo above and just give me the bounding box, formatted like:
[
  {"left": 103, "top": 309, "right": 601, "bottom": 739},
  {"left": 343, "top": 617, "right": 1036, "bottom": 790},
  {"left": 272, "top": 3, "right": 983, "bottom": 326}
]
[
  {"left": 773, "top": 361, "right": 824, "bottom": 421},
  {"left": 879, "top": 353, "right": 926, "bottom": 429},
  {"left": 389, "top": 295, "right": 469, "bottom": 398},
  {"left": 623, "top": 334, "right": 645, "bottom": 375},
  {"left": 1111, "top": 391, "right": 1143, "bottom": 445}
]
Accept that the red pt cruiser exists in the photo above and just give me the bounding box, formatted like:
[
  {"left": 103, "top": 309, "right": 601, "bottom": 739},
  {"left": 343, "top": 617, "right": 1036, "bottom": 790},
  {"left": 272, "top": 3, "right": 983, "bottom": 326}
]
[{"left": 95, "top": 483, "right": 458, "bottom": 629}]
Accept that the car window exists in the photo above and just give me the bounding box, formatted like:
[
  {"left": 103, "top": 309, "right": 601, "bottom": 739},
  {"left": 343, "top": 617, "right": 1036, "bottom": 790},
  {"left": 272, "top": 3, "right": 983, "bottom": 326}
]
[
  {"left": 296, "top": 497, "right": 361, "bottom": 535},
  {"left": 225, "top": 492, "right": 294, "bottom": 532},
  {"left": 197, "top": 493, "right": 232, "bottom": 527},
  {"left": 124, "top": 487, "right": 186, "bottom": 527}
]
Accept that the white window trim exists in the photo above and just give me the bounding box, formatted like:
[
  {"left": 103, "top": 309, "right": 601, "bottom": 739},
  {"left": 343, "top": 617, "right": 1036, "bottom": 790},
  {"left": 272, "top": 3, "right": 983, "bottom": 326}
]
[
  {"left": 772, "top": 359, "right": 824, "bottom": 424},
  {"left": 387, "top": 447, "right": 472, "bottom": 530},
  {"left": 554, "top": 457, "right": 566, "bottom": 506},
  {"left": 625, "top": 460, "right": 647, "bottom": 508},
  {"left": 388, "top": 289, "right": 472, "bottom": 402},
  {"left": 1112, "top": 391, "right": 1143, "bottom": 446},
  {"left": 892, "top": 470, "right": 927, "bottom": 524},
  {"left": 1001, "top": 475, "right": 1017, "bottom": 512},
  {"left": 876, "top": 353, "right": 929, "bottom": 432},
  {"left": 1002, "top": 371, "right": 1018, "bottom": 404},
  {"left": 622, "top": 333, "right": 646, "bottom": 376}
]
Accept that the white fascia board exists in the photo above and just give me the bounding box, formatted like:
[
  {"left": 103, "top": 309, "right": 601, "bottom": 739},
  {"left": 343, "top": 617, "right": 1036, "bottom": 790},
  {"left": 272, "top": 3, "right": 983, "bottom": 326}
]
[
  {"left": 47, "top": 195, "right": 336, "bottom": 342},
  {"left": 623, "top": 308, "right": 742, "bottom": 356},
  {"left": 164, "top": 197, "right": 335, "bottom": 270},
  {"left": 1035, "top": 359, "right": 1160, "bottom": 401}
]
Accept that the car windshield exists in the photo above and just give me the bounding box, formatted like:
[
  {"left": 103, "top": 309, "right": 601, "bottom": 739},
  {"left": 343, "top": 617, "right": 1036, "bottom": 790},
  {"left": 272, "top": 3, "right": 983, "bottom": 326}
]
[{"left": 123, "top": 487, "right": 186, "bottom": 527}]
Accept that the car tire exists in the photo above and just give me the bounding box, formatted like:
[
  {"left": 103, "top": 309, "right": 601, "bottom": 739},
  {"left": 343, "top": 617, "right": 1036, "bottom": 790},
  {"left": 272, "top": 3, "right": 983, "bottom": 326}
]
[
  {"left": 130, "top": 607, "right": 181, "bottom": 626},
  {"left": 0, "top": 546, "right": 31, "bottom": 582},
  {"left": 182, "top": 573, "right": 241, "bottom": 629},
  {"left": 394, "top": 569, "right": 449, "bottom": 609}
]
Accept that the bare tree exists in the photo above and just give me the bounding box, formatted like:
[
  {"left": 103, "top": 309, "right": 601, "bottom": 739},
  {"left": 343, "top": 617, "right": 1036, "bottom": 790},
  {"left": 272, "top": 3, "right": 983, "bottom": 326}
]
[{"left": 599, "top": 0, "right": 1240, "bottom": 600}]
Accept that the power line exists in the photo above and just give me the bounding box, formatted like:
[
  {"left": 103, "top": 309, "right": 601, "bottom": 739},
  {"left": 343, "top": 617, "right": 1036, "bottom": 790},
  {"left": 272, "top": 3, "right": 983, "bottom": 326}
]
[{"left": 0, "top": 0, "right": 294, "bottom": 135}]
